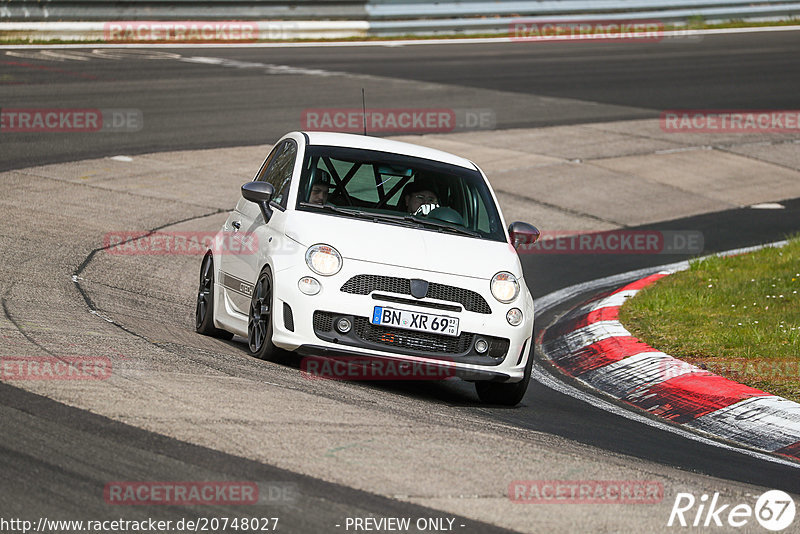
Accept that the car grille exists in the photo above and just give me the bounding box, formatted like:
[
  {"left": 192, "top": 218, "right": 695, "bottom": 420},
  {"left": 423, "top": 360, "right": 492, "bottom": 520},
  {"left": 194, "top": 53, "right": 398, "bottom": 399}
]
[
  {"left": 353, "top": 317, "right": 473, "bottom": 354},
  {"left": 340, "top": 275, "right": 491, "bottom": 314},
  {"left": 371, "top": 293, "right": 462, "bottom": 313},
  {"left": 313, "top": 311, "right": 333, "bottom": 332},
  {"left": 283, "top": 302, "right": 294, "bottom": 332}
]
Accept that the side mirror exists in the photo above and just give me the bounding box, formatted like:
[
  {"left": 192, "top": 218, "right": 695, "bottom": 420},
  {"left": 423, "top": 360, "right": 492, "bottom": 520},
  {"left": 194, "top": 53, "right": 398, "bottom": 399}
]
[
  {"left": 242, "top": 182, "right": 275, "bottom": 222},
  {"left": 242, "top": 181, "right": 274, "bottom": 203},
  {"left": 508, "top": 222, "right": 540, "bottom": 250}
]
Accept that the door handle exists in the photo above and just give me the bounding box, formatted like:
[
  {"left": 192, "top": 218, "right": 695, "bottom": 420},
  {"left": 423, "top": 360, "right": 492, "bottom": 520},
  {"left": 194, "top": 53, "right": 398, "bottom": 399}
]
[{"left": 232, "top": 221, "right": 241, "bottom": 230}]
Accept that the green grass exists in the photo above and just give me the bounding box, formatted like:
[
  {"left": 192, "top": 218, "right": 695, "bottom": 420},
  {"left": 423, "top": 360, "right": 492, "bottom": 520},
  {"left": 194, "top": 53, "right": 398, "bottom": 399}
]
[
  {"left": 619, "top": 236, "right": 800, "bottom": 402},
  {"left": 1, "top": 18, "right": 799, "bottom": 45}
]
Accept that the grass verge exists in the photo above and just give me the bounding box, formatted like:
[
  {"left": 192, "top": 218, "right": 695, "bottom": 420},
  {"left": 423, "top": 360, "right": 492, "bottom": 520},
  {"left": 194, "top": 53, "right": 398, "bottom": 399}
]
[{"left": 619, "top": 236, "right": 800, "bottom": 403}]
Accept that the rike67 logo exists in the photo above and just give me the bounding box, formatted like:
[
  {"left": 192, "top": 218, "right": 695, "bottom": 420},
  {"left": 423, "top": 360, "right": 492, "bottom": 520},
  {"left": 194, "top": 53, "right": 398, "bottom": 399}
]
[{"left": 668, "top": 490, "right": 795, "bottom": 531}]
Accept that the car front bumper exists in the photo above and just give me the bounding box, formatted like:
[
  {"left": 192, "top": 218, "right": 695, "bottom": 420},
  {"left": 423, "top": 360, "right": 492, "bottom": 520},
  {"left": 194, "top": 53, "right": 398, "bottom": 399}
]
[{"left": 270, "top": 258, "right": 534, "bottom": 383}]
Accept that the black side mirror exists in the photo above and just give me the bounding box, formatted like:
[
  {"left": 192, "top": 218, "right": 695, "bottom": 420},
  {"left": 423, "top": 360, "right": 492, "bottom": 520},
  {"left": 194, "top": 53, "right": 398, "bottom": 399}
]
[
  {"left": 508, "top": 221, "right": 540, "bottom": 250},
  {"left": 242, "top": 182, "right": 275, "bottom": 222}
]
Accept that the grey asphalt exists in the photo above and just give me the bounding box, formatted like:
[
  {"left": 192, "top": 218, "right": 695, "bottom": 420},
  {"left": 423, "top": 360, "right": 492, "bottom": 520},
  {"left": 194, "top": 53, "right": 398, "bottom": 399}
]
[
  {"left": 1, "top": 29, "right": 799, "bottom": 170},
  {"left": 0, "top": 382, "right": 517, "bottom": 534}
]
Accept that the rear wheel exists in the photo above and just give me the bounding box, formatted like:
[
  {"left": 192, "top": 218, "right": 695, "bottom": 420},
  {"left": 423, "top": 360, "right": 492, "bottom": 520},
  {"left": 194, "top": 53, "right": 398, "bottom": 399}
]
[
  {"left": 195, "top": 253, "right": 234, "bottom": 340},
  {"left": 475, "top": 351, "right": 533, "bottom": 406},
  {"left": 248, "top": 267, "right": 283, "bottom": 362}
]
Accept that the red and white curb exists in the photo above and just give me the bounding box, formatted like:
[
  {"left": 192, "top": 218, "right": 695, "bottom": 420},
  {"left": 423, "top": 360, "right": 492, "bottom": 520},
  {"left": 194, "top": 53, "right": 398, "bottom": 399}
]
[{"left": 540, "top": 264, "right": 800, "bottom": 462}]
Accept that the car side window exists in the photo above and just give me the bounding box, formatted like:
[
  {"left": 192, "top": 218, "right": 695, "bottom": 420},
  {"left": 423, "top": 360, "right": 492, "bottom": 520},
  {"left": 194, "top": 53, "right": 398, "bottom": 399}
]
[
  {"left": 254, "top": 144, "right": 281, "bottom": 182},
  {"left": 257, "top": 140, "right": 297, "bottom": 209}
]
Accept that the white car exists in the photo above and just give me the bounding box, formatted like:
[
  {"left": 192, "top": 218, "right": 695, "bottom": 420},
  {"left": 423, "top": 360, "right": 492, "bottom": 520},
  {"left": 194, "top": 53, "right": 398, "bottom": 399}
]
[{"left": 195, "top": 131, "right": 540, "bottom": 405}]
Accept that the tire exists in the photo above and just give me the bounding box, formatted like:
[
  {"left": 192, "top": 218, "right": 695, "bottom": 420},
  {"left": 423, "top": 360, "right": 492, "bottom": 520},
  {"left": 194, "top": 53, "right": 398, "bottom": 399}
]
[
  {"left": 247, "top": 267, "right": 283, "bottom": 362},
  {"left": 195, "top": 253, "right": 234, "bottom": 340},
  {"left": 475, "top": 350, "right": 533, "bottom": 406}
]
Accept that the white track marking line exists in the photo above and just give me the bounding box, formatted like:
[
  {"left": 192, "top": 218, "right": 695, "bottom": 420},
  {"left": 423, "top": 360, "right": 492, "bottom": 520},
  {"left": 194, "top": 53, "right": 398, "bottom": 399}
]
[
  {"left": 532, "top": 362, "right": 800, "bottom": 469},
  {"left": 1, "top": 25, "right": 799, "bottom": 50},
  {"left": 534, "top": 239, "right": 798, "bottom": 465}
]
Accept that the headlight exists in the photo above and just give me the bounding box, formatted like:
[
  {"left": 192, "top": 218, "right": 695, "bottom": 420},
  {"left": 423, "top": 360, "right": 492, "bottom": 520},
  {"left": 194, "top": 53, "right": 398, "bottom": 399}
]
[
  {"left": 491, "top": 271, "right": 520, "bottom": 303},
  {"left": 305, "top": 244, "right": 342, "bottom": 276}
]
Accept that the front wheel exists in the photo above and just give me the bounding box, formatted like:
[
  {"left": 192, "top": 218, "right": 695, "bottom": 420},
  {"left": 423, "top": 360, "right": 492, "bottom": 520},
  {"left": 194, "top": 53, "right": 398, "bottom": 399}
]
[
  {"left": 475, "top": 352, "right": 533, "bottom": 406},
  {"left": 195, "top": 253, "right": 234, "bottom": 340},
  {"left": 248, "top": 267, "right": 283, "bottom": 362}
]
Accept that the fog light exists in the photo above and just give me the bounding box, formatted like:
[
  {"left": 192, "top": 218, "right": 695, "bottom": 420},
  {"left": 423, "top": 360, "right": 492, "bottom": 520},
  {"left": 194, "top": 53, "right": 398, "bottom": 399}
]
[
  {"left": 298, "top": 276, "right": 321, "bottom": 295},
  {"left": 506, "top": 308, "right": 523, "bottom": 326},
  {"left": 336, "top": 317, "right": 352, "bottom": 334},
  {"left": 475, "top": 338, "right": 489, "bottom": 354}
]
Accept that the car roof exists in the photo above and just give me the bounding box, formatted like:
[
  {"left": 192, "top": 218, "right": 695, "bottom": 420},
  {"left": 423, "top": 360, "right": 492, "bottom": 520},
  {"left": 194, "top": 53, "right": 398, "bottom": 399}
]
[{"left": 301, "top": 131, "right": 476, "bottom": 170}]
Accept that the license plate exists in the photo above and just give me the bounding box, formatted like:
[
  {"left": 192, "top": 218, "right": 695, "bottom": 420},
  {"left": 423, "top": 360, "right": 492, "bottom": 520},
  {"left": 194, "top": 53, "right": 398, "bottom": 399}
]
[{"left": 371, "top": 306, "right": 460, "bottom": 336}]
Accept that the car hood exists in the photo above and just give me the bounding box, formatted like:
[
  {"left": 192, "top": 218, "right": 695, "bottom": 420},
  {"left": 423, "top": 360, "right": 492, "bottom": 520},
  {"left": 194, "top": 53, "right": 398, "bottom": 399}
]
[{"left": 284, "top": 210, "right": 520, "bottom": 280}]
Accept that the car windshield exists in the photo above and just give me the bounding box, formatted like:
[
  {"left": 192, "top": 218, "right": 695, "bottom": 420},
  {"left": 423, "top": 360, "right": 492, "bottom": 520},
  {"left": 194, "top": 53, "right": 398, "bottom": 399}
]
[{"left": 296, "top": 145, "right": 505, "bottom": 242}]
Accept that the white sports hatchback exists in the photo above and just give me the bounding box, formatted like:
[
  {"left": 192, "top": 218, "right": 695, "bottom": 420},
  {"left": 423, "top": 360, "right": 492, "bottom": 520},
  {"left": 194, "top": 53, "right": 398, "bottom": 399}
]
[{"left": 195, "top": 131, "right": 540, "bottom": 405}]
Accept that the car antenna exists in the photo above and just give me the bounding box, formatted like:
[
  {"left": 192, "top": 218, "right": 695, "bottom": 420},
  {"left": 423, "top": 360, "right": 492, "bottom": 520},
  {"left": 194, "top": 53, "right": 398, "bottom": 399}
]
[{"left": 361, "top": 88, "right": 367, "bottom": 136}]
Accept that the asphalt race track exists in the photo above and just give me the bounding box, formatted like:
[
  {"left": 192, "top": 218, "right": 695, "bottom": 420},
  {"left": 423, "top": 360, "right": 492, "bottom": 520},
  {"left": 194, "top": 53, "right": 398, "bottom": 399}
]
[
  {"left": 1, "top": 30, "right": 799, "bottom": 170},
  {"left": 1, "top": 31, "right": 800, "bottom": 533}
]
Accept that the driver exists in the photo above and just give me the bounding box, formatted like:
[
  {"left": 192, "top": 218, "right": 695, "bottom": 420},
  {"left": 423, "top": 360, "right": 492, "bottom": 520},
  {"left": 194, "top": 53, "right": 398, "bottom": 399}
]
[
  {"left": 308, "top": 169, "right": 331, "bottom": 205},
  {"left": 400, "top": 179, "right": 439, "bottom": 215}
]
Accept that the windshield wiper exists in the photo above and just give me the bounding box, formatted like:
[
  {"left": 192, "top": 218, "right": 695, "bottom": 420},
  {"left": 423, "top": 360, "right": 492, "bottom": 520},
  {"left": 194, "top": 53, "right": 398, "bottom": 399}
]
[
  {"left": 370, "top": 211, "right": 480, "bottom": 237},
  {"left": 404, "top": 217, "right": 481, "bottom": 237},
  {"left": 299, "top": 203, "right": 480, "bottom": 237},
  {"left": 299, "top": 203, "right": 425, "bottom": 229},
  {"left": 298, "top": 202, "right": 378, "bottom": 220}
]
